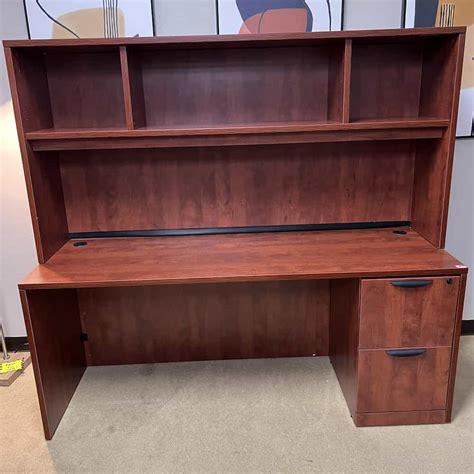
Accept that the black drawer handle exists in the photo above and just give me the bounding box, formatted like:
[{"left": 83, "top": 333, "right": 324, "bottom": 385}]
[
  {"left": 386, "top": 348, "right": 427, "bottom": 358},
  {"left": 390, "top": 279, "right": 433, "bottom": 289}
]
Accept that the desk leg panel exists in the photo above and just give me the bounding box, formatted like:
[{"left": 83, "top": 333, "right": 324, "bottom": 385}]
[
  {"left": 20, "top": 289, "right": 86, "bottom": 440},
  {"left": 329, "top": 279, "right": 360, "bottom": 418}
]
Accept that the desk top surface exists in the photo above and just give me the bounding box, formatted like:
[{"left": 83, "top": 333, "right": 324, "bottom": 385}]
[{"left": 19, "top": 227, "right": 466, "bottom": 290}]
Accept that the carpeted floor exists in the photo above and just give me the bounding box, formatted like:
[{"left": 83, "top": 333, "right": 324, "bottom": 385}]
[{"left": 1, "top": 336, "right": 473, "bottom": 473}]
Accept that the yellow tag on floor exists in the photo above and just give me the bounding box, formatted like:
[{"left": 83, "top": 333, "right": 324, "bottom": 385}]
[{"left": 0, "top": 359, "right": 23, "bottom": 373}]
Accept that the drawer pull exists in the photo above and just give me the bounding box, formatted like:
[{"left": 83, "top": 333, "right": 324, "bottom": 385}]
[
  {"left": 386, "top": 348, "right": 427, "bottom": 358},
  {"left": 390, "top": 279, "right": 433, "bottom": 289}
]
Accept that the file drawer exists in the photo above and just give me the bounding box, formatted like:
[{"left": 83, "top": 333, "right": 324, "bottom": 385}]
[
  {"left": 359, "top": 277, "right": 459, "bottom": 349},
  {"left": 357, "top": 347, "right": 451, "bottom": 413}
]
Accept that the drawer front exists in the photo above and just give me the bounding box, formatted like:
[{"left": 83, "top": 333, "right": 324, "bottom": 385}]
[
  {"left": 357, "top": 347, "right": 451, "bottom": 413},
  {"left": 360, "top": 276, "right": 459, "bottom": 349}
]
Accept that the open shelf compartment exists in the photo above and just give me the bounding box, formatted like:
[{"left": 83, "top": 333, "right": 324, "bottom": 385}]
[
  {"left": 124, "top": 40, "right": 347, "bottom": 129},
  {"left": 10, "top": 47, "right": 126, "bottom": 131},
  {"left": 349, "top": 35, "right": 459, "bottom": 122}
]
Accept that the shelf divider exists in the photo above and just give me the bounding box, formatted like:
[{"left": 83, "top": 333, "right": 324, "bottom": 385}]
[
  {"left": 120, "top": 46, "right": 146, "bottom": 130},
  {"left": 120, "top": 46, "right": 134, "bottom": 130},
  {"left": 342, "top": 39, "right": 352, "bottom": 123}
]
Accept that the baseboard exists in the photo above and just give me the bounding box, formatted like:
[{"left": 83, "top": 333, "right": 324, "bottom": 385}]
[
  {"left": 4, "top": 336, "right": 29, "bottom": 352},
  {"left": 461, "top": 320, "right": 474, "bottom": 335}
]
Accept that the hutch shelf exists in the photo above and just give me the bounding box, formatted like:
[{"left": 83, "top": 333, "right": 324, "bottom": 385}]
[{"left": 4, "top": 27, "right": 468, "bottom": 439}]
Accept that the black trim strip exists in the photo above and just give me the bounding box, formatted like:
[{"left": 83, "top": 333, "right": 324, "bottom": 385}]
[
  {"left": 340, "top": 0, "right": 345, "bottom": 30},
  {"left": 401, "top": 0, "right": 407, "bottom": 28},
  {"left": 4, "top": 337, "right": 29, "bottom": 352},
  {"left": 22, "top": 0, "right": 31, "bottom": 39},
  {"left": 150, "top": 0, "right": 156, "bottom": 36},
  {"left": 215, "top": 0, "right": 220, "bottom": 35},
  {"left": 69, "top": 221, "right": 410, "bottom": 239},
  {"left": 462, "top": 320, "right": 474, "bottom": 335}
]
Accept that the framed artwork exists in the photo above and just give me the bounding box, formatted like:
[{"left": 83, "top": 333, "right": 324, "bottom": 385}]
[
  {"left": 405, "top": 0, "right": 474, "bottom": 137},
  {"left": 218, "top": 0, "right": 342, "bottom": 34},
  {"left": 24, "top": 0, "right": 154, "bottom": 39}
]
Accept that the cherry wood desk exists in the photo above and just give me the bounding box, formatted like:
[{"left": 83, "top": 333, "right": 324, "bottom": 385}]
[{"left": 4, "top": 28, "right": 468, "bottom": 439}]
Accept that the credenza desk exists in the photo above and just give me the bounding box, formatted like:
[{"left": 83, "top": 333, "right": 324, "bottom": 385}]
[{"left": 5, "top": 27, "right": 468, "bottom": 439}]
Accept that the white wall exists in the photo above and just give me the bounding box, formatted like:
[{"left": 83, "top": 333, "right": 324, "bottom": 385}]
[
  {"left": 343, "top": 0, "right": 404, "bottom": 30},
  {"left": 446, "top": 139, "right": 474, "bottom": 320},
  {"left": 0, "top": 0, "right": 36, "bottom": 336},
  {"left": 0, "top": 2, "right": 472, "bottom": 336},
  {"left": 153, "top": 0, "right": 216, "bottom": 36}
]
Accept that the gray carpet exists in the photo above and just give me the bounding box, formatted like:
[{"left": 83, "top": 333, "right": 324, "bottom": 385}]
[{"left": 2, "top": 337, "right": 473, "bottom": 473}]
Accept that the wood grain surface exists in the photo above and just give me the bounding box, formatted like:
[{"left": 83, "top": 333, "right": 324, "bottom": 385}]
[
  {"left": 19, "top": 228, "right": 466, "bottom": 289},
  {"left": 329, "top": 279, "right": 360, "bottom": 417},
  {"left": 350, "top": 41, "right": 423, "bottom": 121},
  {"left": 27, "top": 122, "right": 446, "bottom": 151},
  {"left": 79, "top": 281, "right": 329, "bottom": 365},
  {"left": 5, "top": 29, "right": 468, "bottom": 436},
  {"left": 139, "top": 46, "right": 339, "bottom": 127},
  {"left": 20, "top": 289, "right": 86, "bottom": 439},
  {"left": 59, "top": 142, "right": 415, "bottom": 232},
  {"left": 4, "top": 48, "right": 68, "bottom": 262},
  {"left": 359, "top": 277, "right": 460, "bottom": 349},
  {"left": 46, "top": 52, "right": 126, "bottom": 129},
  {"left": 357, "top": 347, "right": 451, "bottom": 413},
  {"left": 355, "top": 410, "right": 446, "bottom": 427}
]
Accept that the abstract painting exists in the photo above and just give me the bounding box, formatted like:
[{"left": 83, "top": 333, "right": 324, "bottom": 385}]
[
  {"left": 406, "top": 0, "right": 474, "bottom": 136},
  {"left": 218, "top": 0, "right": 342, "bottom": 34},
  {"left": 25, "top": 0, "right": 153, "bottom": 39}
]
